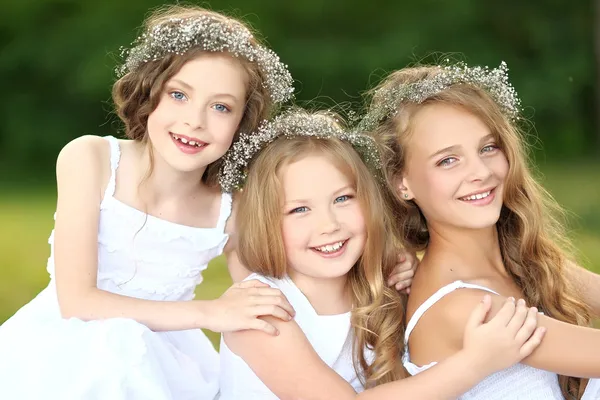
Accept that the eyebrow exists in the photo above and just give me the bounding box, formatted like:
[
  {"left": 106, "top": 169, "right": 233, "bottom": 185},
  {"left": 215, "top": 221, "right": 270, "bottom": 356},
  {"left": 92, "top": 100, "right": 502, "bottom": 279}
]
[
  {"left": 428, "top": 134, "right": 497, "bottom": 160},
  {"left": 429, "top": 145, "right": 460, "bottom": 160},
  {"left": 168, "top": 79, "right": 242, "bottom": 102},
  {"left": 284, "top": 185, "right": 354, "bottom": 205},
  {"left": 169, "top": 79, "right": 194, "bottom": 91}
]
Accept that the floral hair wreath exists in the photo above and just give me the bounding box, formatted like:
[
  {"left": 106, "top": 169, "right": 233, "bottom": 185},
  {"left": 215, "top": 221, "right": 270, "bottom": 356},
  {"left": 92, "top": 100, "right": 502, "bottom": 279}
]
[{"left": 219, "top": 111, "right": 383, "bottom": 192}]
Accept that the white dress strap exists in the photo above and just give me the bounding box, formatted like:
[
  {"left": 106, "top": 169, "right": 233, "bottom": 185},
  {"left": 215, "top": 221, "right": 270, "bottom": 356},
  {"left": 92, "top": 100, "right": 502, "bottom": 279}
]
[
  {"left": 102, "top": 136, "right": 121, "bottom": 199},
  {"left": 404, "top": 280, "right": 499, "bottom": 345},
  {"left": 215, "top": 192, "right": 233, "bottom": 232}
]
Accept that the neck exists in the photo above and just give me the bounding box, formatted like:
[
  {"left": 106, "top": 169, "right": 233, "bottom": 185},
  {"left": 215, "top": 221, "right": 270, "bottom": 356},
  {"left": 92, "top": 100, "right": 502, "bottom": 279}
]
[
  {"left": 426, "top": 222, "right": 507, "bottom": 277},
  {"left": 287, "top": 270, "right": 351, "bottom": 315},
  {"left": 137, "top": 142, "right": 209, "bottom": 203}
]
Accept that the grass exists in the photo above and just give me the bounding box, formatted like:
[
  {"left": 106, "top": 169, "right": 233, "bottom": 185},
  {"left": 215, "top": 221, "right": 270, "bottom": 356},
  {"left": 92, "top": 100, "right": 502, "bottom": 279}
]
[{"left": 1, "top": 162, "right": 599, "bottom": 346}]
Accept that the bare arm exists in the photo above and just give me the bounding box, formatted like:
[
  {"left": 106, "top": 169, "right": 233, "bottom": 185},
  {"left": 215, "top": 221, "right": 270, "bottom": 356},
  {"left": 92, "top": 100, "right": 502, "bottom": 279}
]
[
  {"left": 437, "top": 290, "right": 600, "bottom": 379},
  {"left": 53, "top": 136, "right": 213, "bottom": 331},
  {"left": 567, "top": 262, "right": 600, "bottom": 318},
  {"left": 225, "top": 297, "right": 542, "bottom": 400},
  {"left": 54, "top": 136, "right": 293, "bottom": 333}
]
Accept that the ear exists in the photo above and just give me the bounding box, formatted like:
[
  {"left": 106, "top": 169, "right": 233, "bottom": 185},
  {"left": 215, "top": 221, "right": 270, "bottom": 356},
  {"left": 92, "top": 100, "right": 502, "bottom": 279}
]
[{"left": 397, "top": 176, "right": 415, "bottom": 201}]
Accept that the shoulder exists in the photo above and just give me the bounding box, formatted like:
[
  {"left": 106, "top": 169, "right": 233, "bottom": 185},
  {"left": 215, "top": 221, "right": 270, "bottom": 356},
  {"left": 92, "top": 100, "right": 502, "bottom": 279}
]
[
  {"left": 56, "top": 135, "right": 110, "bottom": 173},
  {"left": 410, "top": 282, "right": 506, "bottom": 358},
  {"left": 243, "top": 273, "right": 281, "bottom": 289}
]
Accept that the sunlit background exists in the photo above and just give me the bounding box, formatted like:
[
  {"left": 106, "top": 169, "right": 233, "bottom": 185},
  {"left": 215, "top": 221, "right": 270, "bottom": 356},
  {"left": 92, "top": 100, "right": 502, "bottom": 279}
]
[{"left": 1, "top": 0, "right": 599, "bottom": 345}]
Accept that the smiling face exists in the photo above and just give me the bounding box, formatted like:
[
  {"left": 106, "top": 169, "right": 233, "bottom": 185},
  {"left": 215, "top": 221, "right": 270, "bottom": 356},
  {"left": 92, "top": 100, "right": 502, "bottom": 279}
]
[
  {"left": 280, "top": 154, "right": 367, "bottom": 282},
  {"left": 146, "top": 53, "right": 248, "bottom": 173},
  {"left": 400, "top": 103, "right": 509, "bottom": 231}
]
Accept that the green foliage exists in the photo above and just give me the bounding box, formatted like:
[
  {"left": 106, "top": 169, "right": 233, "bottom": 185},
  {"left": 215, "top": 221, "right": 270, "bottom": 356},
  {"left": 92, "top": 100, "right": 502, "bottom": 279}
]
[{"left": 0, "top": 0, "right": 597, "bottom": 184}]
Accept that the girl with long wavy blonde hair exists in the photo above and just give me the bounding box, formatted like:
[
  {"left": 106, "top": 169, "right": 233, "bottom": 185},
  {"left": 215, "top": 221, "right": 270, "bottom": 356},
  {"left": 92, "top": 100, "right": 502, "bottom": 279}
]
[
  {"left": 366, "top": 62, "right": 600, "bottom": 399},
  {"left": 219, "top": 108, "right": 546, "bottom": 400}
]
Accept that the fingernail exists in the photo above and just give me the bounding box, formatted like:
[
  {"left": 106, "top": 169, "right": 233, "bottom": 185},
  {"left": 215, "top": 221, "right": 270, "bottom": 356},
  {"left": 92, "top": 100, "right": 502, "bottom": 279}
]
[
  {"left": 508, "top": 297, "right": 515, "bottom": 302},
  {"left": 517, "top": 298, "right": 525, "bottom": 306},
  {"left": 287, "top": 315, "right": 292, "bottom": 321},
  {"left": 275, "top": 330, "right": 280, "bottom": 336}
]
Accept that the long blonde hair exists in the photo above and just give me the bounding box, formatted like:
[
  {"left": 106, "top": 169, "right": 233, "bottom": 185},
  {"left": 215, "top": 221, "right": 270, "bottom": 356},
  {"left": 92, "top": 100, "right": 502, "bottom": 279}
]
[
  {"left": 367, "top": 66, "right": 591, "bottom": 398},
  {"left": 112, "top": 4, "right": 273, "bottom": 187},
  {"left": 236, "top": 110, "right": 406, "bottom": 387}
]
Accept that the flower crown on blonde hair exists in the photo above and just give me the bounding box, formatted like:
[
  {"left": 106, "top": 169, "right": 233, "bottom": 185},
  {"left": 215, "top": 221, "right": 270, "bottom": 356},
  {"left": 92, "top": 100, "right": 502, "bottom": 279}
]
[
  {"left": 219, "top": 110, "right": 383, "bottom": 192},
  {"left": 359, "top": 61, "right": 521, "bottom": 132},
  {"left": 117, "top": 16, "right": 294, "bottom": 104}
]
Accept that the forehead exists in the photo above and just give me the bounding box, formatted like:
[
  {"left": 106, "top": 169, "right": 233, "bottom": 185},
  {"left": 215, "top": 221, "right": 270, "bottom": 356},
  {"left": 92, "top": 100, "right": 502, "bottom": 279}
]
[
  {"left": 280, "top": 155, "right": 352, "bottom": 198},
  {"left": 169, "top": 53, "right": 248, "bottom": 96},
  {"left": 408, "top": 103, "right": 492, "bottom": 153}
]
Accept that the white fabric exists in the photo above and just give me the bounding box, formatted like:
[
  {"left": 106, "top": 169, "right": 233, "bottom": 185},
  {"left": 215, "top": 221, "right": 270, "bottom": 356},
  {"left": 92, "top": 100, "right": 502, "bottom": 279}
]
[
  {"left": 403, "top": 280, "right": 600, "bottom": 399},
  {"left": 219, "top": 273, "right": 369, "bottom": 399},
  {"left": 0, "top": 136, "right": 231, "bottom": 400}
]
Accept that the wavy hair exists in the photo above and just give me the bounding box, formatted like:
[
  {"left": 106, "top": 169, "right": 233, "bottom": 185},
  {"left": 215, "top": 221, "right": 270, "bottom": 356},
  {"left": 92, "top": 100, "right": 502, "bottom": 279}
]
[
  {"left": 112, "top": 4, "right": 273, "bottom": 187},
  {"left": 366, "top": 66, "right": 591, "bottom": 398},
  {"left": 236, "top": 109, "right": 406, "bottom": 387}
]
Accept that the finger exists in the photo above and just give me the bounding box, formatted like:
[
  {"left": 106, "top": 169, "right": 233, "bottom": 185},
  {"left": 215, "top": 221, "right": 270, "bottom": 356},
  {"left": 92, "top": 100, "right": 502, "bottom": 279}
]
[
  {"left": 464, "top": 294, "right": 492, "bottom": 332},
  {"left": 395, "top": 280, "right": 410, "bottom": 291},
  {"left": 249, "top": 318, "right": 279, "bottom": 336},
  {"left": 518, "top": 327, "right": 546, "bottom": 359},
  {"left": 250, "top": 294, "right": 296, "bottom": 317},
  {"left": 388, "top": 269, "right": 415, "bottom": 287},
  {"left": 397, "top": 252, "right": 407, "bottom": 264},
  {"left": 489, "top": 296, "right": 516, "bottom": 327},
  {"left": 514, "top": 306, "right": 539, "bottom": 344},
  {"left": 248, "top": 287, "right": 286, "bottom": 297},
  {"left": 238, "top": 280, "right": 270, "bottom": 289},
  {"left": 252, "top": 304, "right": 293, "bottom": 322},
  {"left": 506, "top": 298, "right": 529, "bottom": 336}
]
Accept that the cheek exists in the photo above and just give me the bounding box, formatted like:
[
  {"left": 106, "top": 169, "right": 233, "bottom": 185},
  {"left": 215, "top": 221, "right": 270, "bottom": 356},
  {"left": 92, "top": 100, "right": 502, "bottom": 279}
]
[
  {"left": 494, "top": 153, "right": 510, "bottom": 181},
  {"left": 281, "top": 218, "right": 304, "bottom": 251}
]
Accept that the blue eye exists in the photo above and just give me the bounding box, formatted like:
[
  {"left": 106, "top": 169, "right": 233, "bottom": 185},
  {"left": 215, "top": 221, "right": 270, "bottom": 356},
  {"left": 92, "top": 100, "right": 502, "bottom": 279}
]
[
  {"left": 481, "top": 144, "right": 499, "bottom": 153},
  {"left": 334, "top": 195, "right": 352, "bottom": 203},
  {"left": 438, "top": 157, "right": 458, "bottom": 167},
  {"left": 170, "top": 91, "right": 187, "bottom": 102},
  {"left": 212, "top": 103, "right": 230, "bottom": 113},
  {"left": 290, "top": 206, "right": 309, "bottom": 214}
]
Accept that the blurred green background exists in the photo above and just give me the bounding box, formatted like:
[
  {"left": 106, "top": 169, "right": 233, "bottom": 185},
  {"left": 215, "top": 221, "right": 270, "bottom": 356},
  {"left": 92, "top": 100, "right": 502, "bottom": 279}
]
[{"left": 1, "top": 0, "right": 599, "bottom": 345}]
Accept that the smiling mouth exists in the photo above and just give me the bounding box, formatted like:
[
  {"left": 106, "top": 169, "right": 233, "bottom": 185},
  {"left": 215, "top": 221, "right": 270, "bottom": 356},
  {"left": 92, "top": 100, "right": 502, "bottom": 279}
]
[
  {"left": 311, "top": 240, "right": 347, "bottom": 254},
  {"left": 170, "top": 133, "right": 207, "bottom": 148},
  {"left": 459, "top": 188, "right": 495, "bottom": 202}
]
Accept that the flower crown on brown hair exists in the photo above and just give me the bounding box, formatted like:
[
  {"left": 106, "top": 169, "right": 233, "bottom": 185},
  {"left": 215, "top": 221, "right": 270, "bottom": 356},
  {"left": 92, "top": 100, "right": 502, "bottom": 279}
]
[{"left": 117, "top": 16, "right": 294, "bottom": 104}]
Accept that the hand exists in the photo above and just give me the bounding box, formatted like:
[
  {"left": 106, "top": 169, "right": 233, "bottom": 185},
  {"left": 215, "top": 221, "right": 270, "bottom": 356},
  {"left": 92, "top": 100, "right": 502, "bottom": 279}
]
[
  {"left": 204, "top": 280, "right": 296, "bottom": 335},
  {"left": 387, "top": 250, "right": 418, "bottom": 293},
  {"left": 462, "top": 295, "right": 546, "bottom": 375}
]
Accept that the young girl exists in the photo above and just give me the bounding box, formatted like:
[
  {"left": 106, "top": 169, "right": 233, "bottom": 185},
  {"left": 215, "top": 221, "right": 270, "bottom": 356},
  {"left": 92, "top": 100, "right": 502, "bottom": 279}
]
[
  {"left": 0, "top": 5, "right": 297, "bottom": 399},
  {"left": 364, "top": 61, "right": 600, "bottom": 399},
  {"left": 217, "top": 109, "right": 546, "bottom": 399}
]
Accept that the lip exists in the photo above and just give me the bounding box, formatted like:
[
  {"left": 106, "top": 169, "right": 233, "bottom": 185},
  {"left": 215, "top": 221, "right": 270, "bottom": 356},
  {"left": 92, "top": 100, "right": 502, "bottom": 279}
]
[
  {"left": 458, "top": 187, "right": 497, "bottom": 206},
  {"left": 310, "top": 239, "right": 349, "bottom": 259},
  {"left": 171, "top": 132, "right": 207, "bottom": 145},
  {"left": 458, "top": 186, "right": 496, "bottom": 199},
  {"left": 170, "top": 132, "right": 208, "bottom": 155}
]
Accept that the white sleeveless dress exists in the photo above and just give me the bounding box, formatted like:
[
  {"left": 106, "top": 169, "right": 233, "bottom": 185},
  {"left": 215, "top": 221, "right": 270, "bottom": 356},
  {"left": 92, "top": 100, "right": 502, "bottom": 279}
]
[
  {"left": 403, "top": 280, "right": 600, "bottom": 399},
  {"left": 0, "top": 136, "right": 230, "bottom": 400},
  {"left": 218, "top": 273, "right": 370, "bottom": 399}
]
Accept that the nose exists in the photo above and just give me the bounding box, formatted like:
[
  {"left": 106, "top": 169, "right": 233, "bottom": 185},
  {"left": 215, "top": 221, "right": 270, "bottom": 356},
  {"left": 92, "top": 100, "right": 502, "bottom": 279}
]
[
  {"left": 320, "top": 206, "right": 341, "bottom": 235},
  {"left": 467, "top": 155, "right": 493, "bottom": 183},
  {"left": 184, "top": 105, "right": 205, "bottom": 130}
]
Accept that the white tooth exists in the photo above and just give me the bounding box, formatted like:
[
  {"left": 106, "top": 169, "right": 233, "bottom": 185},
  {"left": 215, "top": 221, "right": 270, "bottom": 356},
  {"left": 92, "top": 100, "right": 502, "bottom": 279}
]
[
  {"left": 476, "top": 194, "right": 482, "bottom": 199},
  {"left": 325, "top": 245, "right": 333, "bottom": 252},
  {"left": 189, "top": 141, "right": 197, "bottom": 146},
  {"left": 181, "top": 138, "right": 188, "bottom": 144}
]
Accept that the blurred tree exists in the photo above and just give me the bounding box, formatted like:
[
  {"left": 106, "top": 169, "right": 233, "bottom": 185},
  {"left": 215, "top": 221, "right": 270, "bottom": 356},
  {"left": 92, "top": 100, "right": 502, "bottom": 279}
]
[{"left": 0, "top": 0, "right": 596, "bottom": 185}]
